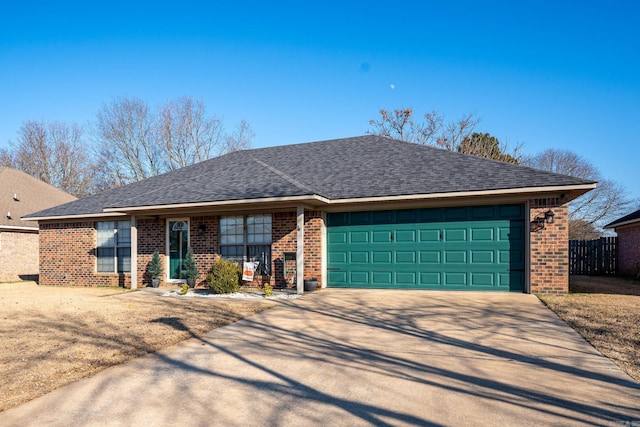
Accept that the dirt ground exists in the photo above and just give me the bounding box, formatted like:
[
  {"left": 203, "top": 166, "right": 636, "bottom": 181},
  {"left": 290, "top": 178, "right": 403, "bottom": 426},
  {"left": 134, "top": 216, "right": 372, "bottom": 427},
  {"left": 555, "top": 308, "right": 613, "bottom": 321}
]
[
  {"left": 0, "top": 282, "right": 275, "bottom": 413},
  {"left": 538, "top": 275, "right": 640, "bottom": 383}
]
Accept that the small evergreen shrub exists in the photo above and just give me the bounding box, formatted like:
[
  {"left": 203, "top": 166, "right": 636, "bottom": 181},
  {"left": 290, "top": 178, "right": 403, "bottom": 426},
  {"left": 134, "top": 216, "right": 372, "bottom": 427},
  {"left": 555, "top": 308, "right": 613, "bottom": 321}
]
[
  {"left": 207, "top": 255, "right": 241, "bottom": 294},
  {"left": 180, "top": 283, "right": 189, "bottom": 295},
  {"left": 147, "top": 251, "right": 162, "bottom": 279},
  {"left": 184, "top": 247, "right": 199, "bottom": 280}
]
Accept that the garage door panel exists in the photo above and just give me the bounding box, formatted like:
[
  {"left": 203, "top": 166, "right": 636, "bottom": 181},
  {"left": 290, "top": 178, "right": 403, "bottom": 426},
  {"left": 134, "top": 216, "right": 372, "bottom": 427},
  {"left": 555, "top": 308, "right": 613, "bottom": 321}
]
[
  {"left": 372, "top": 231, "right": 392, "bottom": 243},
  {"left": 327, "top": 204, "right": 525, "bottom": 291},
  {"left": 470, "top": 273, "right": 495, "bottom": 286},
  {"left": 444, "top": 229, "right": 467, "bottom": 241},
  {"left": 329, "top": 251, "right": 347, "bottom": 264},
  {"left": 396, "top": 251, "right": 416, "bottom": 263},
  {"left": 420, "top": 272, "right": 441, "bottom": 285},
  {"left": 471, "top": 250, "right": 494, "bottom": 264},
  {"left": 420, "top": 251, "right": 441, "bottom": 263},
  {"left": 372, "top": 251, "right": 392, "bottom": 264},
  {"left": 471, "top": 228, "right": 494, "bottom": 241},
  {"left": 349, "top": 251, "right": 369, "bottom": 263},
  {"left": 372, "top": 271, "right": 392, "bottom": 284},
  {"left": 444, "top": 272, "right": 467, "bottom": 286},
  {"left": 396, "top": 272, "right": 417, "bottom": 285},
  {"left": 349, "top": 271, "right": 369, "bottom": 285},
  {"left": 419, "top": 229, "right": 440, "bottom": 242},
  {"left": 395, "top": 230, "right": 417, "bottom": 242},
  {"left": 444, "top": 251, "right": 466, "bottom": 263},
  {"left": 328, "top": 231, "right": 347, "bottom": 244}
]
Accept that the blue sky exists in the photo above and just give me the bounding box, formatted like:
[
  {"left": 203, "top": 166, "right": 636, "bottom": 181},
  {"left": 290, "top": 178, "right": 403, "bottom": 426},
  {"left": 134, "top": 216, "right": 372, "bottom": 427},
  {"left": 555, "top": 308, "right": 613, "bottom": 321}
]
[{"left": 1, "top": 1, "right": 639, "bottom": 200}]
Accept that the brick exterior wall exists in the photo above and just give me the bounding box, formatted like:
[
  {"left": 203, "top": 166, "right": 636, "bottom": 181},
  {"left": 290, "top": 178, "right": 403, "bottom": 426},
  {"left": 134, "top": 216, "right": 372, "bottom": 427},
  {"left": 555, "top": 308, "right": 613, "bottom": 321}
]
[
  {"left": 272, "top": 212, "right": 297, "bottom": 287},
  {"left": 37, "top": 211, "right": 324, "bottom": 289},
  {"left": 615, "top": 223, "right": 640, "bottom": 276},
  {"left": 529, "top": 198, "right": 569, "bottom": 294},
  {"left": 39, "top": 221, "right": 131, "bottom": 287},
  {"left": 304, "top": 210, "right": 323, "bottom": 288},
  {"left": 0, "top": 231, "right": 39, "bottom": 282},
  {"left": 37, "top": 202, "right": 568, "bottom": 293}
]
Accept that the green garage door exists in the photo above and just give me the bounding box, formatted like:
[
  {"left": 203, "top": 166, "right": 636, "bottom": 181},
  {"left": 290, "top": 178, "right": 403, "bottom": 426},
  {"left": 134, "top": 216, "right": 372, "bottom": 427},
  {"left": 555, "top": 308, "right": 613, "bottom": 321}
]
[{"left": 327, "top": 204, "right": 525, "bottom": 291}]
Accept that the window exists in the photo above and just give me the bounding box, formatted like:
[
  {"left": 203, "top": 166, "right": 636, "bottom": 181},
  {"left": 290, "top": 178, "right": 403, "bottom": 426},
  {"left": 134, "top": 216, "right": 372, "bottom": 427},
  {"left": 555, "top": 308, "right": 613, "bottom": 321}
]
[
  {"left": 220, "top": 215, "right": 271, "bottom": 275},
  {"left": 97, "top": 221, "right": 131, "bottom": 273}
]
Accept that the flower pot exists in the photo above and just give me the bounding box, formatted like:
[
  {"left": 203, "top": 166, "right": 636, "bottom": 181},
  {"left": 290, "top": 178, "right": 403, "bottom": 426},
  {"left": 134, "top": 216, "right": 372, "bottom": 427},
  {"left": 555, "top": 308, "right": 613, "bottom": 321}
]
[
  {"left": 186, "top": 278, "right": 196, "bottom": 288},
  {"left": 304, "top": 279, "right": 318, "bottom": 292},
  {"left": 151, "top": 278, "right": 160, "bottom": 288}
]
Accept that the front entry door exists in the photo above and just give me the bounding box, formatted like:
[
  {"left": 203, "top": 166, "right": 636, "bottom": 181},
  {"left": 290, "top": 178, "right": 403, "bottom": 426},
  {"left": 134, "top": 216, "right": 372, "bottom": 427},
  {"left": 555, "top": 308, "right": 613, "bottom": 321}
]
[{"left": 168, "top": 220, "right": 189, "bottom": 280}]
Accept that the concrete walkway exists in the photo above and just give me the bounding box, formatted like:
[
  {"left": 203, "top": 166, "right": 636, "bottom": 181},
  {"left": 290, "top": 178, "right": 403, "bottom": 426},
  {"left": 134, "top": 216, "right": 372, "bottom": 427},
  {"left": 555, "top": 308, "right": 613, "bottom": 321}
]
[{"left": 2, "top": 290, "right": 639, "bottom": 426}]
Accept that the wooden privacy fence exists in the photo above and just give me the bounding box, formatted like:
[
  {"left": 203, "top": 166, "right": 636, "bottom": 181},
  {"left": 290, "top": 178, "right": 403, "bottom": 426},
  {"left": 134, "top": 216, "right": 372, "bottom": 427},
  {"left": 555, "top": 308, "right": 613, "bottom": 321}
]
[{"left": 569, "top": 237, "right": 617, "bottom": 275}]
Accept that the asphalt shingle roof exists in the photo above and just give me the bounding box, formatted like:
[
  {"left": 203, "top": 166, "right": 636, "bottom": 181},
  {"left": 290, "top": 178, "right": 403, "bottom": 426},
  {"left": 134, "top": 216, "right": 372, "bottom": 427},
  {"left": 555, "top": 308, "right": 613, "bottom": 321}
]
[
  {"left": 25, "top": 135, "right": 595, "bottom": 219},
  {"left": 0, "top": 167, "right": 76, "bottom": 228},
  {"left": 605, "top": 209, "right": 640, "bottom": 229}
]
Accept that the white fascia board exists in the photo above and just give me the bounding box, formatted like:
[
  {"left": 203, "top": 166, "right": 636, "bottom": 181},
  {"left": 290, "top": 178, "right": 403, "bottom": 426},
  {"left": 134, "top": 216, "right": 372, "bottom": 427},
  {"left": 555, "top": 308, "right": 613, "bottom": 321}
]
[
  {"left": 23, "top": 212, "right": 128, "bottom": 221},
  {"left": 325, "top": 184, "right": 597, "bottom": 206},
  {"left": 0, "top": 225, "right": 39, "bottom": 231},
  {"left": 102, "top": 194, "right": 331, "bottom": 213},
  {"left": 604, "top": 218, "right": 640, "bottom": 229}
]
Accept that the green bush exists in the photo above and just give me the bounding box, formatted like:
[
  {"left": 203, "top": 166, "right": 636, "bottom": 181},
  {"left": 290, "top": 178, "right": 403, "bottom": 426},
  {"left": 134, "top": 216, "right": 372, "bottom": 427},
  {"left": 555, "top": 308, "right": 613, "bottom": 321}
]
[
  {"left": 184, "top": 247, "right": 199, "bottom": 279},
  {"left": 207, "top": 256, "right": 241, "bottom": 294},
  {"left": 147, "top": 251, "right": 162, "bottom": 279}
]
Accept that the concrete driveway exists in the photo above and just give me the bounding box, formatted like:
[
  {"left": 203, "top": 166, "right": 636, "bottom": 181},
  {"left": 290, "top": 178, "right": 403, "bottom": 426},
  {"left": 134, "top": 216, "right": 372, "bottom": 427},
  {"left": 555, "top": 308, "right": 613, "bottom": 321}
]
[{"left": 2, "top": 290, "right": 639, "bottom": 426}]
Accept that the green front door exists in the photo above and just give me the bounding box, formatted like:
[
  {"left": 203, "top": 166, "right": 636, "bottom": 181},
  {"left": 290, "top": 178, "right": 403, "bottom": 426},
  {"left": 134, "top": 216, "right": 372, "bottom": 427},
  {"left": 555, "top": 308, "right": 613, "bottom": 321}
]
[
  {"left": 169, "top": 220, "right": 189, "bottom": 280},
  {"left": 327, "top": 205, "right": 525, "bottom": 291}
]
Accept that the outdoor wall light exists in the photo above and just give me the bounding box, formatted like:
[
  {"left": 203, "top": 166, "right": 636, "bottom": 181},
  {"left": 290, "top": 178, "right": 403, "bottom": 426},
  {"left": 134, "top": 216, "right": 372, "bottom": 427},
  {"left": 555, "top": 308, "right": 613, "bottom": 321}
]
[
  {"left": 198, "top": 223, "right": 207, "bottom": 235},
  {"left": 531, "top": 209, "right": 555, "bottom": 232},
  {"left": 545, "top": 209, "right": 555, "bottom": 224}
]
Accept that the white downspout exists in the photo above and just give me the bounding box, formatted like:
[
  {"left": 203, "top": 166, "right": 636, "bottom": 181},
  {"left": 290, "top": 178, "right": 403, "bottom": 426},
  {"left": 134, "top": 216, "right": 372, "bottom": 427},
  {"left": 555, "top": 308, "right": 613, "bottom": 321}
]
[{"left": 296, "top": 206, "right": 304, "bottom": 294}]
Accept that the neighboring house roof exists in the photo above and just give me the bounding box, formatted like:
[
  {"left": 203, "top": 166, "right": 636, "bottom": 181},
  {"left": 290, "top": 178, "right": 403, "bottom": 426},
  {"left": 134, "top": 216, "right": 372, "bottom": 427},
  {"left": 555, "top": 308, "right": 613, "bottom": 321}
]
[
  {"left": 0, "top": 167, "right": 77, "bottom": 230},
  {"left": 25, "top": 135, "right": 596, "bottom": 220},
  {"left": 604, "top": 209, "right": 640, "bottom": 229}
]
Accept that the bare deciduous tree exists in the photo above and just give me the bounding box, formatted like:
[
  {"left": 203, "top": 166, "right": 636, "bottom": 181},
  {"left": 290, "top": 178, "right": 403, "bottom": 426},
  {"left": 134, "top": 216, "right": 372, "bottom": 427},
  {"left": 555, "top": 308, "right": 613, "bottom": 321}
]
[
  {"left": 95, "top": 96, "right": 254, "bottom": 188},
  {"left": 157, "top": 96, "right": 225, "bottom": 170},
  {"left": 96, "top": 97, "right": 159, "bottom": 187},
  {"left": 1, "top": 120, "right": 96, "bottom": 197},
  {"left": 368, "top": 108, "right": 521, "bottom": 163},
  {"left": 523, "top": 149, "right": 632, "bottom": 239}
]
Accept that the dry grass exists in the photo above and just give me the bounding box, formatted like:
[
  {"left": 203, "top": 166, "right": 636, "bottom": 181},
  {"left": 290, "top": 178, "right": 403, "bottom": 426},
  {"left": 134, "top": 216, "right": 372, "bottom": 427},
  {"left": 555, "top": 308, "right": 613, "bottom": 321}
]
[
  {"left": 0, "top": 282, "right": 275, "bottom": 412},
  {"left": 538, "top": 276, "right": 640, "bottom": 383}
]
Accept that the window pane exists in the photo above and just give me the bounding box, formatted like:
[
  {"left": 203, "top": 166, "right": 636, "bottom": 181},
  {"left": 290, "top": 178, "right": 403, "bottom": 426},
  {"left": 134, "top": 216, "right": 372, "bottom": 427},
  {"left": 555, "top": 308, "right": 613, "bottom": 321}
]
[
  {"left": 220, "top": 245, "right": 243, "bottom": 263},
  {"left": 97, "top": 247, "right": 115, "bottom": 272},
  {"left": 247, "top": 215, "right": 271, "bottom": 244},
  {"left": 97, "top": 221, "right": 115, "bottom": 247},
  {"left": 118, "top": 247, "right": 131, "bottom": 273},
  {"left": 220, "top": 216, "right": 244, "bottom": 245},
  {"left": 117, "top": 221, "right": 131, "bottom": 245}
]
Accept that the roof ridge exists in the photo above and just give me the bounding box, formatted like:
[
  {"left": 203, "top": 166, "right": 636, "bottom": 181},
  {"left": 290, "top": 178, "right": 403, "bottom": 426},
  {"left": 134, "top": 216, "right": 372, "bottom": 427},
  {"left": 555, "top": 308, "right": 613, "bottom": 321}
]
[{"left": 252, "top": 158, "right": 320, "bottom": 195}]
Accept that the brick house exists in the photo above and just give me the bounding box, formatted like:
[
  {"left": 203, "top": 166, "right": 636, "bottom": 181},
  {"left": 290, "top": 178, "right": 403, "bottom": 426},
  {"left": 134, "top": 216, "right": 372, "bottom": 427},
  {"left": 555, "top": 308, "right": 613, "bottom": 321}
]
[
  {"left": 605, "top": 209, "right": 640, "bottom": 276},
  {"left": 25, "top": 136, "right": 595, "bottom": 294},
  {"left": 0, "top": 167, "right": 76, "bottom": 282}
]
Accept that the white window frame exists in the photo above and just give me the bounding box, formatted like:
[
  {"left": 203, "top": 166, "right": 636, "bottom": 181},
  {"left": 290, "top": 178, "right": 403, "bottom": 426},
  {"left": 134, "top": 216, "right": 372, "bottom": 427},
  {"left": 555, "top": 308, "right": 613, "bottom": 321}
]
[
  {"left": 220, "top": 214, "right": 272, "bottom": 275},
  {"left": 96, "top": 220, "right": 131, "bottom": 274}
]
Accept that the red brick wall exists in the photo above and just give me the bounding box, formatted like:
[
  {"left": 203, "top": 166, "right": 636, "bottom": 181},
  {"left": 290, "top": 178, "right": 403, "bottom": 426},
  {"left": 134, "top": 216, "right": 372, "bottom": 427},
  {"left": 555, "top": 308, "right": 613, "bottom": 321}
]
[
  {"left": 616, "top": 224, "right": 640, "bottom": 275},
  {"left": 0, "top": 231, "right": 39, "bottom": 282},
  {"left": 272, "top": 212, "right": 297, "bottom": 287},
  {"left": 304, "top": 210, "right": 323, "bottom": 288},
  {"left": 529, "top": 199, "right": 569, "bottom": 294},
  {"left": 39, "top": 221, "right": 130, "bottom": 287}
]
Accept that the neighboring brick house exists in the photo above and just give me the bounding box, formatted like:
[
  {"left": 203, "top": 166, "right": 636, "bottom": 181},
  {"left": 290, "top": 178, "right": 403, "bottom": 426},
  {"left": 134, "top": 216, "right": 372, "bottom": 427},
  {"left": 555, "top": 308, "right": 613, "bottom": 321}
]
[
  {"left": 605, "top": 209, "right": 640, "bottom": 276},
  {"left": 25, "top": 136, "right": 595, "bottom": 294},
  {"left": 0, "top": 167, "right": 76, "bottom": 282}
]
